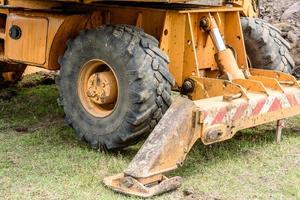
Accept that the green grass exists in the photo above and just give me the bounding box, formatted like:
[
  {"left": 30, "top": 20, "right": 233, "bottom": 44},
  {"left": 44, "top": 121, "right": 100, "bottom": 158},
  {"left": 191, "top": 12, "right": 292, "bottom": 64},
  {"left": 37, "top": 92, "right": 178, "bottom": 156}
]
[{"left": 0, "top": 82, "right": 300, "bottom": 200}]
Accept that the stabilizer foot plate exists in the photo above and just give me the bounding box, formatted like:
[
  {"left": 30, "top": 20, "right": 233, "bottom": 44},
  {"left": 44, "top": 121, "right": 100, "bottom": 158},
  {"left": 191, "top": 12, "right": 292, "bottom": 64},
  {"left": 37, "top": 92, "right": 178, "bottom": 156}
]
[{"left": 103, "top": 173, "right": 182, "bottom": 198}]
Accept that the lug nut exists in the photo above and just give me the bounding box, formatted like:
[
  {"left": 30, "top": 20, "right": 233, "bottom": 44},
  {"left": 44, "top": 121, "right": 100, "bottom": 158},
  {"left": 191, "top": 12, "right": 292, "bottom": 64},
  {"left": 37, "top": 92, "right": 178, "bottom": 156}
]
[{"left": 87, "top": 90, "right": 95, "bottom": 97}]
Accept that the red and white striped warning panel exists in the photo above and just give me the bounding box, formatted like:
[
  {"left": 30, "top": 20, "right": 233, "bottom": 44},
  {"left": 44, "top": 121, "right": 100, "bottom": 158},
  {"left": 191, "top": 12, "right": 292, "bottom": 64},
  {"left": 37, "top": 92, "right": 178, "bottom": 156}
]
[{"left": 195, "top": 87, "right": 300, "bottom": 126}]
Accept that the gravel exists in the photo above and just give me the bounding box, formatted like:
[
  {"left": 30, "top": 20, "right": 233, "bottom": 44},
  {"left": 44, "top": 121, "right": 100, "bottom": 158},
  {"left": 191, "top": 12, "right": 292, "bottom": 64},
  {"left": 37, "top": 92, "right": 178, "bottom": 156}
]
[{"left": 259, "top": 0, "right": 300, "bottom": 77}]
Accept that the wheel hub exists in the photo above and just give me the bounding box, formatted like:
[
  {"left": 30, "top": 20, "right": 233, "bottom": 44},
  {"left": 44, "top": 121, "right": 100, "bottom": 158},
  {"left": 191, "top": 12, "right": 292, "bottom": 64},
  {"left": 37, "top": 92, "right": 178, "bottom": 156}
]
[
  {"left": 87, "top": 71, "right": 118, "bottom": 105},
  {"left": 78, "top": 59, "right": 119, "bottom": 118}
]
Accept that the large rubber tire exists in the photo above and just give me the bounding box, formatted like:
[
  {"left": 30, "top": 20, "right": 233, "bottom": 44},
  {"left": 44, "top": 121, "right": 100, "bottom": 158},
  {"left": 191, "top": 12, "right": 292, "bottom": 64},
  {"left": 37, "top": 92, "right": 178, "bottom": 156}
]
[
  {"left": 241, "top": 17, "right": 295, "bottom": 73},
  {"left": 57, "top": 25, "right": 174, "bottom": 150}
]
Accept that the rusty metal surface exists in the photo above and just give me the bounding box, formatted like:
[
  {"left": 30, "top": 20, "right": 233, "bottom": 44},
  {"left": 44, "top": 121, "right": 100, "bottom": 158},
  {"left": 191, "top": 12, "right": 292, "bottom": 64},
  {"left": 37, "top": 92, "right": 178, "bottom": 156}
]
[
  {"left": 104, "top": 173, "right": 182, "bottom": 198},
  {"left": 194, "top": 69, "right": 300, "bottom": 144},
  {"left": 124, "top": 97, "right": 198, "bottom": 178},
  {"left": 104, "top": 7, "right": 298, "bottom": 197},
  {"left": 105, "top": 69, "right": 300, "bottom": 198},
  {"left": 275, "top": 119, "right": 284, "bottom": 143},
  {"left": 188, "top": 76, "right": 249, "bottom": 100},
  {"left": 216, "top": 49, "right": 246, "bottom": 80},
  {"left": 104, "top": 69, "right": 300, "bottom": 198}
]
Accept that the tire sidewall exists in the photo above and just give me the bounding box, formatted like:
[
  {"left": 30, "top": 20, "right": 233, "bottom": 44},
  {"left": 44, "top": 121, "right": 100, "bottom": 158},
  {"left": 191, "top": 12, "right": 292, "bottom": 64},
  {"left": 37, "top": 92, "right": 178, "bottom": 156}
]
[
  {"left": 58, "top": 25, "right": 174, "bottom": 149},
  {"left": 60, "top": 32, "right": 130, "bottom": 136}
]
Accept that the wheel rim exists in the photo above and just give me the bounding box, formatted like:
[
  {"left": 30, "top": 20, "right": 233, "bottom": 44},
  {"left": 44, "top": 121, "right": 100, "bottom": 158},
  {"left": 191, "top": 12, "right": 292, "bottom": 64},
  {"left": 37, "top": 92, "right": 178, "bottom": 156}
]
[{"left": 78, "top": 59, "right": 119, "bottom": 118}]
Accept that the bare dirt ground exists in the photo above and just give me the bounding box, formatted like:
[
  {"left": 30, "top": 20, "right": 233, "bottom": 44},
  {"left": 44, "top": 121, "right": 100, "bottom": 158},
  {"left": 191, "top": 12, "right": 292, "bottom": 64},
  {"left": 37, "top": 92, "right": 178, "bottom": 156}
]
[{"left": 259, "top": 0, "right": 300, "bottom": 77}]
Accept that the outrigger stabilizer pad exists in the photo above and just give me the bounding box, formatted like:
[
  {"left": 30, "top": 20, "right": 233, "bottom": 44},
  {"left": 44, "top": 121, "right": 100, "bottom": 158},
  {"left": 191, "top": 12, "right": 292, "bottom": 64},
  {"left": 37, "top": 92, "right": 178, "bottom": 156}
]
[
  {"left": 104, "top": 70, "right": 300, "bottom": 198},
  {"left": 104, "top": 173, "right": 182, "bottom": 198}
]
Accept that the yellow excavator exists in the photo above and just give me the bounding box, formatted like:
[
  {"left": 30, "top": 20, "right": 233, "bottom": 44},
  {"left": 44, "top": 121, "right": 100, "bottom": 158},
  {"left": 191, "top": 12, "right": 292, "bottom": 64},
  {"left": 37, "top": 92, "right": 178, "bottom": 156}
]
[{"left": 1, "top": 0, "right": 299, "bottom": 198}]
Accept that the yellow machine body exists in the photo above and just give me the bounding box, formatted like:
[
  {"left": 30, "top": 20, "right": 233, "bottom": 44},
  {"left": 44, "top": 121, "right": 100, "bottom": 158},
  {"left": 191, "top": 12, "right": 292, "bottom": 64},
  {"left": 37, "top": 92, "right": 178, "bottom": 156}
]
[
  {"left": 0, "top": 2, "right": 250, "bottom": 86},
  {"left": 0, "top": 0, "right": 299, "bottom": 198}
]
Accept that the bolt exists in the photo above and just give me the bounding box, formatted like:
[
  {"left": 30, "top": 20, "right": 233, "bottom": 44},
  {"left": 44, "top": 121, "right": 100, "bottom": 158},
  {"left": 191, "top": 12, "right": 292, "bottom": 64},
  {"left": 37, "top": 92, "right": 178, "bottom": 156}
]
[
  {"left": 87, "top": 90, "right": 95, "bottom": 97},
  {"left": 199, "top": 17, "right": 209, "bottom": 31},
  {"left": 181, "top": 79, "right": 195, "bottom": 94},
  {"left": 100, "top": 91, "right": 106, "bottom": 97}
]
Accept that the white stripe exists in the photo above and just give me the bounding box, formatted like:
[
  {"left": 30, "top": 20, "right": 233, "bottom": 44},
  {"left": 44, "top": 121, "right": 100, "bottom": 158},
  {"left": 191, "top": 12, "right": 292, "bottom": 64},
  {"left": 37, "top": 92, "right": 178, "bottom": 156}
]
[
  {"left": 204, "top": 114, "right": 214, "bottom": 125},
  {"left": 204, "top": 108, "right": 221, "bottom": 125},
  {"left": 279, "top": 94, "right": 291, "bottom": 108},
  {"left": 259, "top": 96, "right": 276, "bottom": 114},
  {"left": 224, "top": 106, "right": 237, "bottom": 124},
  {"left": 295, "top": 93, "right": 300, "bottom": 105},
  {"left": 245, "top": 101, "right": 257, "bottom": 117}
]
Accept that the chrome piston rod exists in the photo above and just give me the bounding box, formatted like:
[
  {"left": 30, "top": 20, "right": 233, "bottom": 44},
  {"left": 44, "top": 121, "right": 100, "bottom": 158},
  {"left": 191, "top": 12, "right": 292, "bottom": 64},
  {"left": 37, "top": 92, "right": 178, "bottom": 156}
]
[
  {"left": 210, "top": 25, "right": 226, "bottom": 51},
  {"left": 200, "top": 14, "right": 245, "bottom": 80}
]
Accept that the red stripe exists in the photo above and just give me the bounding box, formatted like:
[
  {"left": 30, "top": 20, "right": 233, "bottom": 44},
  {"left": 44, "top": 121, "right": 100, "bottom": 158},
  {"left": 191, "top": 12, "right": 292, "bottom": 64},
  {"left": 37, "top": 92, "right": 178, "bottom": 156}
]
[
  {"left": 268, "top": 98, "right": 282, "bottom": 112},
  {"left": 212, "top": 107, "right": 227, "bottom": 124},
  {"left": 252, "top": 99, "right": 266, "bottom": 116},
  {"left": 286, "top": 94, "right": 299, "bottom": 106},
  {"left": 233, "top": 103, "right": 248, "bottom": 120}
]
